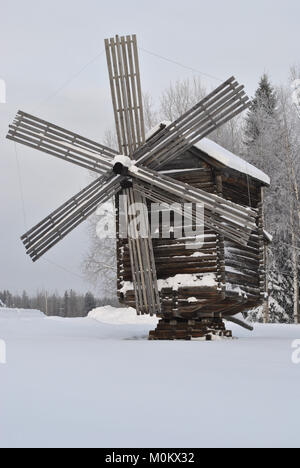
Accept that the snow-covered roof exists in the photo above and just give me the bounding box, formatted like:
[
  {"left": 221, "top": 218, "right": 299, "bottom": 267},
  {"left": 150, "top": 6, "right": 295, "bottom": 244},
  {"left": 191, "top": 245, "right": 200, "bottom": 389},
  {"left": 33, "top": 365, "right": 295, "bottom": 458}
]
[
  {"left": 194, "top": 139, "right": 270, "bottom": 186},
  {"left": 146, "top": 122, "right": 270, "bottom": 186}
]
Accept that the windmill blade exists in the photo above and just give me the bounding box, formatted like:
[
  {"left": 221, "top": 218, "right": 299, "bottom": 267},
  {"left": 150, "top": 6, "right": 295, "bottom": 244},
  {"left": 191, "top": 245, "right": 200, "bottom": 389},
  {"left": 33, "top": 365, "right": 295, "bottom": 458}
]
[
  {"left": 124, "top": 189, "right": 161, "bottom": 316},
  {"left": 7, "top": 111, "right": 117, "bottom": 174},
  {"left": 105, "top": 34, "right": 146, "bottom": 155},
  {"left": 134, "top": 77, "right": 251, "bottom": 170},
  {"left": 105, "top": 34, "right": 161, "bottom": 316},
  {"left": 128, "top": 165, "right": 257, "bottom": 245},
  {"left": 22, "top": 174, "right": 122, "bottom": 262}
]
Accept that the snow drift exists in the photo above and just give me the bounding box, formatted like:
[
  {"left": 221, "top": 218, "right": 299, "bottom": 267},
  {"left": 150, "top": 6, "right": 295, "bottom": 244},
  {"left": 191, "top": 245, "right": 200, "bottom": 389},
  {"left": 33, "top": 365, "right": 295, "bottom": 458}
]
[
  {"left": 0, "top": 309, "right": 299, "bottom": 448},
  {"left": 88, "top": 305, "right": 158, "bottom": 325},
  {"left": 0, "top": 308, "right": 44, "bottom": 319}
]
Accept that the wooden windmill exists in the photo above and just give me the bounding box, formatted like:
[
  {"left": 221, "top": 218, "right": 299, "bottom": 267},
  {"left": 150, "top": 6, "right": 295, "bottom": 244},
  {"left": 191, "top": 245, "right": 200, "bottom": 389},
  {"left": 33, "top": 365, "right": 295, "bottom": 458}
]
[{"left": 7, "top": 34, "right": 269, "bottom": 340}]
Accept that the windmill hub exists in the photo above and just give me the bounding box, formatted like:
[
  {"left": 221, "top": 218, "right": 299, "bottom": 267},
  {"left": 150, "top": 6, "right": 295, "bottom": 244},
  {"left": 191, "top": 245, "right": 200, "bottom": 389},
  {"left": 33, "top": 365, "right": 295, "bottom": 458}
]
[
  {"left": 112, "top": 155, "right": 135, "bottom": 176},
  {"left": 113, "top": 162, "right": 129, "bottom": 175}
]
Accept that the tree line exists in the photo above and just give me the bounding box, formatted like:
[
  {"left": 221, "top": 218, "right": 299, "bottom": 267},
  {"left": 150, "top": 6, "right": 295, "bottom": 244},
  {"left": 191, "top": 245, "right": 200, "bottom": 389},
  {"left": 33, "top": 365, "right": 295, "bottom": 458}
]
[{"left": 0, "top": 289, "right": 119, "bottom": 317}]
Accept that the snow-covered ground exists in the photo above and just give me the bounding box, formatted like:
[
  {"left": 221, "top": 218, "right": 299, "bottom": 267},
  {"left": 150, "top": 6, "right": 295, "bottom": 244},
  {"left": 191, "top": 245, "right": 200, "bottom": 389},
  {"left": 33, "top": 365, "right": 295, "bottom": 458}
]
[{"left": 0, "top": 306, "right": 300, "bottom": 448}]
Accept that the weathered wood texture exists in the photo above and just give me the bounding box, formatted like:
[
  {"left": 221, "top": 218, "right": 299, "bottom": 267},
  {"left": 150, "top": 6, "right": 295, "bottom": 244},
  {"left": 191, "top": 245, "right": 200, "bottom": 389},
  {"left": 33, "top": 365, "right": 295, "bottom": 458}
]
[
  {"left": 105, "top": 34, "right": 145, "bottom": 155},
  {"left": 135, "top": 77, "right": 251, "bottom": 169},
  {"left": 105, "top": 34, "right": 160, "bottom": 316},
  {"left": 149, "top": 318, "right": 232, "bottom": 341},
  {"left": 22, "top": 174, "right": 121, "bottom": 262},
  {"left": 118, "top": 145, "right": 266, "bottom": 320},
  {"left": 8, "top": 111, "right": 118, "bottom": 174}
]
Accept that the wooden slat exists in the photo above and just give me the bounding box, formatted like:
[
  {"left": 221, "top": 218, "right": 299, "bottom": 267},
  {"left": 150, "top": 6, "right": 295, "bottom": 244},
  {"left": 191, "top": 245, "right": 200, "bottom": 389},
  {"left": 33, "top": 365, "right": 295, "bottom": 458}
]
[
  {"left": 132, "top": 34, "right": 145, "bottom": 143},
  {"left": 13, "top": 111, "right": 118, "bottom": 156},
  {"left": 105, "top": 34, "right": 161, "bottom": 316},
  {"left": 126, "top": 35, "right": 142, "bottom": 148},
  {"left": 134, "top": 77, "right": 250, "bottom": 169},
  {"left": 105, "top": 38, "right": 123, "bottom": 153},
  {"left": 135, "top": 77, "right": 237, "bottom": 157},
  {"left": 131, "top": 168, "right": 257, "bottom": 235},
  {"left": 7, "top": 127, "right": 111, "bottom": 174},
  {"left": 106, "top": 34, "right": 146, "bottom": 154},
  {"left": 109, "top": 37, "right": 128, "bottom": 155},
  {"left": 134, "top": 182, "right": 251, "bottom": 246},
  {"left": 134, "top": 165, "right": 256, "bottom": 223},
  {"left": 115, "top": 35, "right": 134, "bottom": 155},
  {"left": 7, "top": 111, "right": 116, "bottom": 174},
  {"left": 21, "top": 175, "right": 120, "bottom": 245},
  {"left": 121, "top": 36, "right": 137, "bottom": 152},
  {"left": 142, "top": 94, "right": 250, "bottom": 170},
  {"left": 22, "top": 175, "right": 121, "bottom": 262}
]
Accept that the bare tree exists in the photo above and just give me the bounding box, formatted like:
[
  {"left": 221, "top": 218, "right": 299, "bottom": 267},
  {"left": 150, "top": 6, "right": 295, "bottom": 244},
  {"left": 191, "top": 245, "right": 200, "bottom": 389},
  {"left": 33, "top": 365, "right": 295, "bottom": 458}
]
[
  {"left": 159, "top": 76, "right": 243, "bottom": 153},
  {"left": 104, "top": 128, "right": 118, "bottom": 152},
  {"left": 143, "top": 92, "right": 158, "bottom": 133},
  {"left": 160, "top": 76, "right": 206, "bottom": 121},
  {"left": 277, "top": 84, "right": 300, "bottom": 323},
  {"left": 82, "top": 130, "right": 118, "bottom": 299},
  {"left": 82, "top": 209, "right": 117, "bottom": 298}
]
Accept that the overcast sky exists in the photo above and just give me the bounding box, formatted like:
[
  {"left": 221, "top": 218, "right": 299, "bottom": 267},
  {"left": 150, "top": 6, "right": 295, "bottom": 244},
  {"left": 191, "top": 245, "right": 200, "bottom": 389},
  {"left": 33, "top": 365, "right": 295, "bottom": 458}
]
[{"left": 0, "top": 0, "right": 299, "bottom": 296}]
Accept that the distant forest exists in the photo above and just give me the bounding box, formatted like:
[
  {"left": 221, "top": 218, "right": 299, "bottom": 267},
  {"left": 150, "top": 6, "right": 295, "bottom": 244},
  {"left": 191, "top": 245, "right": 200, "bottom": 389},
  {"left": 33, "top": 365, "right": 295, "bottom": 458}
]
[{"left": 0, "top": 290, "right": 119, "bottom": 317}]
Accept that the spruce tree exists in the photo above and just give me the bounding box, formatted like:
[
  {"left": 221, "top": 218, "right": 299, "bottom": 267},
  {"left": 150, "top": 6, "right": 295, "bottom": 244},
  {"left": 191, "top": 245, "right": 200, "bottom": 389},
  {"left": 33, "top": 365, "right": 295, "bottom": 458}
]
[
  {"left": 84, "top": 292, "right": 96, "bottom": 315},
  {"left": 63, "top": 291, "right": 69, "bottom": 317},
  {"left": 244, "top": 74, "right": 277, "bottom": 146}
]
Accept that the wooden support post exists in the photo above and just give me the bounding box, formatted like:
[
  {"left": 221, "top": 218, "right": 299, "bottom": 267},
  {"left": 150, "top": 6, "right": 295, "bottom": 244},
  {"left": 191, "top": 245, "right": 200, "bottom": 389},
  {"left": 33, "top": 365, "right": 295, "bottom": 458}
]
[
  {"left": 263, "top": 241, "right": 270, "bottom": 324},
  {"left": 260, "top": 188, "right": 269, "bottom": 324},
  {"left": 215, "top": 173, "right": 226, "bottom": 300}
]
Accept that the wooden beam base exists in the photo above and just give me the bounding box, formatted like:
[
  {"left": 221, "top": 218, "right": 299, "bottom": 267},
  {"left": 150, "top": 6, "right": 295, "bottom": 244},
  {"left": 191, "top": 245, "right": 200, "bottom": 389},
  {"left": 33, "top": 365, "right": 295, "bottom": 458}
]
[{"left": 149, "top": 318, "right": 232, "bottom": 341}]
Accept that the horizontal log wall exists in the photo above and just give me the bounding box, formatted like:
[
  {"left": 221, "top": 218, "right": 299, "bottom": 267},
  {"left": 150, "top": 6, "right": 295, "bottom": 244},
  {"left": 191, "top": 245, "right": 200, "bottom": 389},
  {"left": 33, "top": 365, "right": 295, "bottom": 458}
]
[
  {"left": 222, "top": 173, "right": 261, "bottom": 208},
  {"left": 118, "top": 166, "right": 224, "bottom": 315},
  {"left": 117, "top": 151, "right": 266, "bottom": 318},
  {"left": 223, "top": 174, "right": 265, "bottom": 311}
]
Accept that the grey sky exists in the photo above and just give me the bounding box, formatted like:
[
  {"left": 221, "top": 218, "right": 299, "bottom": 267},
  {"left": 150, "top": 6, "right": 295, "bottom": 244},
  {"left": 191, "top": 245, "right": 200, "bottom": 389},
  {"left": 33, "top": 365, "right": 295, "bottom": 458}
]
[{"left": 0, "top": 0, "right": 299, "bottom": 295}]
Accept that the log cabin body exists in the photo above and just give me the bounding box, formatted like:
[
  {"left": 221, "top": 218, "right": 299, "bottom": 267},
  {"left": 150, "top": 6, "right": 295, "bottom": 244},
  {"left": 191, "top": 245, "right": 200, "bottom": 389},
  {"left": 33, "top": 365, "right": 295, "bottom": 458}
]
[{"left": 117, "top": 123, "right": 270, "bottom": 327}]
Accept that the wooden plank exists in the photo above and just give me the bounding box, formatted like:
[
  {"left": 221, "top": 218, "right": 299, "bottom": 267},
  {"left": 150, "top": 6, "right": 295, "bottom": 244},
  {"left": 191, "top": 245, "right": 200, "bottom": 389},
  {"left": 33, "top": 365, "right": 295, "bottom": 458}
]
[
  {"left": 126, "top": 35, "right": 142, "bottom": 148},
  {"left": 105, "top": 33, "right": 161, "bottom": 316},
  {"left": 8, "top": 125, "right": 112, "bottom": 173},
  {"left": 135, "top": 77, "right": 237, "bottom": 156},
  {"left": 121, "top": 36, "right": 137, "bottom": 153},
  {"left": 24, "top": 176, "right": 121, "bottom": 261},
  {"left": 215, "top": 173, "right": 226, "bottom": 298},
  {"left": 135, "top": 182, "right": 253, "bottom": 246},
  {"left": 21, "top": 175, "right": 121, "bottom": 244},
  {"left": 132, "top": 34, "right": 145, "bottom": 143},
  {"left": 133, "top": 168, "right": 257, "bottom": 227},
  {"left": 105, "top": 38, "right": 123, "bottom": 153},
  {"left": 14, "top": 111, "right": 118, "bottom": 156},
  {"left": 115, "top": 35, "right": 134, "bottom": 155},
  {"left": 9, "top": 120, "right": 109, "bottom": 157},
  {"left": 7, "top": 134, "right": 105, "bottom": 174},
  {"left": 8, "top": 111, "right": 117, "bottom": 174},
  {"left": 109, "top": 37, "right": 128, "bottom": 155},
  {"left": 127, "top": 190, "right": 149, "bottom": 313},
  {"left": 134, "top": 78, "right": 248, "bottom": 166},
  {"left": 138, "top": 93, "right": 250, "bottom": 170}
]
